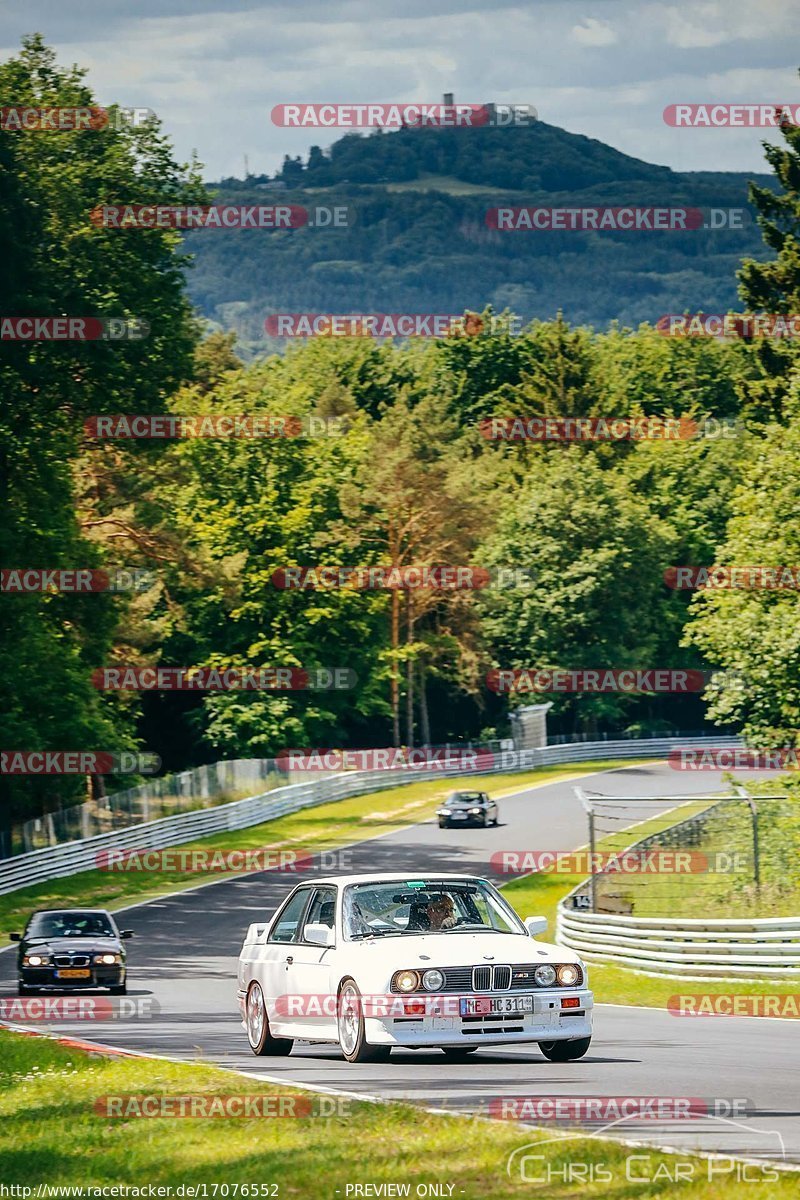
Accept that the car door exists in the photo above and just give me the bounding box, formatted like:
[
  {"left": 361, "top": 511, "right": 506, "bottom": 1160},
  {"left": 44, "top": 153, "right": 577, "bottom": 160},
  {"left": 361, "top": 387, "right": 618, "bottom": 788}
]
[
  {"left": 255, "top": 885, "right": 315, "bottom": 1036},
  {"left": 283, "top": 885, "right": 339, "bottom": 1040}
]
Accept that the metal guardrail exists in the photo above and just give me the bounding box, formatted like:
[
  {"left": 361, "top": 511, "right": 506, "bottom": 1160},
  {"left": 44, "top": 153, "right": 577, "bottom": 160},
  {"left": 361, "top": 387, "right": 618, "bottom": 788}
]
[
  {"left": 0, "top": 735, "right": 740, "bottom": 897},
  {"left": 557, "top": 776, "right": 800, "bottom": 979},
  {"left": 556, "top": 907, "right": 800, "bottom": 979}
]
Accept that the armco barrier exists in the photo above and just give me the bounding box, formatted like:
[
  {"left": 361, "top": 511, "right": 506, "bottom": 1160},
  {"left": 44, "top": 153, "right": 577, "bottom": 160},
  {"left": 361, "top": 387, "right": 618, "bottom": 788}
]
[
  {"left": 556, "top": 906, "right": 800, "bottom": 979},
  {"left": 0, "top": 736, "right": 739, "bottom": 897}
]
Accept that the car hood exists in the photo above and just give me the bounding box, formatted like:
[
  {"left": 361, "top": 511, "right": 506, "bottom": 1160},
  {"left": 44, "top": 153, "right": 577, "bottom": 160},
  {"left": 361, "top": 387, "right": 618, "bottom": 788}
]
[
  {"left": 346, "top": 931, "right": 578, "bottom": 968},
  {"left": 22, "top": 936, "right": 121, "bottom": 954}
]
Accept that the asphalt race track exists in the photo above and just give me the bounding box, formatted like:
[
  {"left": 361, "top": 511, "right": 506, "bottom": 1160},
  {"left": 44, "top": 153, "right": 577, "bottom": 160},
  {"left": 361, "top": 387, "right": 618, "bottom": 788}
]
[{"left": 1, "top": 762, "right": 798, "bottom": 1167}]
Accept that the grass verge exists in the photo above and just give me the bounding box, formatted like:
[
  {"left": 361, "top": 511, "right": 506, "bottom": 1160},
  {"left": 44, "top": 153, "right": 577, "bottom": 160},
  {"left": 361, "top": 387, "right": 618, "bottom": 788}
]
[
  {"left": 0, "top": 760, "right": 639, "bottom": 944},
  {"left": 0, "top": 1029, "right": 794, "bottom": 1195}
]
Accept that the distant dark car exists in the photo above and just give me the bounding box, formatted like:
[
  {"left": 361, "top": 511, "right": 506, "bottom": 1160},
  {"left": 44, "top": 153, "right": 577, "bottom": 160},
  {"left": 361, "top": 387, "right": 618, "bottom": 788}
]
[
  {"left": 10, "top": 908, "right": 133, "bottom": 995},
  {"left": 436, "top": 790, "right": 499, "bottom": 829}
]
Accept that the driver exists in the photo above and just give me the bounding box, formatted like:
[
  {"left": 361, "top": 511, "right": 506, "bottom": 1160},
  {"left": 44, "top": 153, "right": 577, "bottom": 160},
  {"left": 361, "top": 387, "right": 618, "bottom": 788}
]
[{"left": 425, "top": 893, "right": 458, "bottom": 930}]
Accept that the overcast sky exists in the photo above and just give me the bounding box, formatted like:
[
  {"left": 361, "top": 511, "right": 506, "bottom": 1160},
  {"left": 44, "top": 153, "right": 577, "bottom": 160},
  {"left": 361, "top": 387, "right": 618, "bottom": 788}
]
[{"left": 3, "top": 0, "right": 798, "bottom": 179}]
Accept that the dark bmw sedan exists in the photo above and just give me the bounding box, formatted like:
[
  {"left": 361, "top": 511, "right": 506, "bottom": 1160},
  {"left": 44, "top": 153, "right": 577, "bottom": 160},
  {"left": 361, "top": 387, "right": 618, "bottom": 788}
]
[{"left": 10, "top": 909, "right": 133, "bottom": 995}]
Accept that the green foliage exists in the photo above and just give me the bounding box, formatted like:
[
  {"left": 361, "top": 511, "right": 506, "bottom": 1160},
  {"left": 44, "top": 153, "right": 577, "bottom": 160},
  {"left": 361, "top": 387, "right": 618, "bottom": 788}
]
[{"left": 0, "top": 36, "right": 207, "bottom": 823}]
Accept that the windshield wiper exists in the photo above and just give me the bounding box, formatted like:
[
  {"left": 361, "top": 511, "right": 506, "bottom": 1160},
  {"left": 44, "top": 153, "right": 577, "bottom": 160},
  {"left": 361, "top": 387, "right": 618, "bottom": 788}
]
[
  {"left": 442, "top": 925, "right": 508, "bottom": 933},
  {"left": 349, "top": 929, "right": 403, "bottom": 940}
]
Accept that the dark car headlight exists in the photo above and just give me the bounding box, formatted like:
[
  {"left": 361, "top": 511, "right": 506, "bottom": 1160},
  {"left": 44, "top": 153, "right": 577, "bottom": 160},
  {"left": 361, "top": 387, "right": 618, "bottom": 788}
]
[
  {"left": 23, "top": 953, "right": 52, "bottom": 967},
  {"left": 94, "top": 953, "right": 122, "bottom": 965}
]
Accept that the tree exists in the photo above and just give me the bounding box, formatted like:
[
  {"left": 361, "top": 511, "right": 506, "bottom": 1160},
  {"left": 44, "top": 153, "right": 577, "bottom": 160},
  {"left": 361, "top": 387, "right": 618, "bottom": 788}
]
[
  {"left": 738, "top": 97, "right": 800, "bottom": 421},
  {"left": 326, "top": 392, "right": 488, "bottom": 745},
  {"left": 0, "top": 35, "right": 207, "bottom": 832},
  {"left": 479, "top": 449, "right": 676, "bottom": 733},
  {"left": 683, "top": 380, "right": 800, "bottom": 744}
]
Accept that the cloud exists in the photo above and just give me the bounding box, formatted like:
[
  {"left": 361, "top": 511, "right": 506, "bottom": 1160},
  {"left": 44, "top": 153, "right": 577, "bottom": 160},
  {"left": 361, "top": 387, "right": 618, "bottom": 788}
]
[
  {"left": 1, "top": 0, "right": 797, "bottom": 177},
  {"left": 572, "top": 18, "right": 618, "bottom": 48}
]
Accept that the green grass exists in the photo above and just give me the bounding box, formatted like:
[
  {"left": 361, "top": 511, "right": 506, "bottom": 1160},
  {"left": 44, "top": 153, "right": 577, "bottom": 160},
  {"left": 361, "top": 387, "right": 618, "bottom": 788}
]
[
  {"left": 0, "top": 1029, "right": 795, "bottom": 1195},
  {"left": 0, "top": 760, "right": 639, "bottom": 943}
]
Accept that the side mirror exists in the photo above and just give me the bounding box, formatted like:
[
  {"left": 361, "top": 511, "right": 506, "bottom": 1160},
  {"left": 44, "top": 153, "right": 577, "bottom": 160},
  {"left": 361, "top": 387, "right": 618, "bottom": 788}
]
[
  {"left": 120, "top": 930, "right": 134, "bottom": 938},
  {"left": 9, "top": 933, "right": 21, "bottom": 942},
  {"left": 304, "top": 923, "right": 334, "bottom": 947},
  {"left": 524, "top": 916, "right": 547, "bottom": 937}
]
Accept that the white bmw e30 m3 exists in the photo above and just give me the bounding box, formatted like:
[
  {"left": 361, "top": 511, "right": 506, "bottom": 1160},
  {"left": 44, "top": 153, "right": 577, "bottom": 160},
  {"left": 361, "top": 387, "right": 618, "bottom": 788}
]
[{"left": 237, "top": 872, "right": 593, "bottom": 1063}]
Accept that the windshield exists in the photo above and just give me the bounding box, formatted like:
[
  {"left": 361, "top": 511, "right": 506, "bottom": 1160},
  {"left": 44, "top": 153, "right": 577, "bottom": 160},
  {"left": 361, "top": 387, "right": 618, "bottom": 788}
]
[
  {"left": 26, "top": 912, "right": 116, "bottom": 939},
  {"left": 446, "top": 793, "right": 484, "bottom": 806},
  {"left": 343, "top": 879, "right": 525, "bottom": 939}
]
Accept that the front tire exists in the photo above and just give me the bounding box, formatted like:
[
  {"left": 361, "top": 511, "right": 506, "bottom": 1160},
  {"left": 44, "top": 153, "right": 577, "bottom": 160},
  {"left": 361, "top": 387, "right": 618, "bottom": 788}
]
[
  {"left": 246, "top": 981, "right": 293, "bottom": 1056},
  {"left": 441, "top": 1046, "right": 478, "bottom": 1059},
  {"left": 109, "top": 982, "right": 127, "bottom": 995},
  {"left": 438, "top": 819, "right": 447, "bottom": 829},
  {"left": 338, "top": 978, "right": 391, "bottom": 1063},
  {"left": 538, "top": 1037, "right": 591, "bottom": 1062}
]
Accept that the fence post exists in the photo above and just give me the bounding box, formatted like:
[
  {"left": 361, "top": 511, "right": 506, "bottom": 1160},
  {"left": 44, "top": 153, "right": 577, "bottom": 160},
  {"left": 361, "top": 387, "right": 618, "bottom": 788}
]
[
  {"left": 588, "top": 808, "right": 597, "bottom": 913},
  {"left": 734, "top": 786, "right": 760, "bottom": 894},
  {"left": 750, "top": 798, "right": 760, "bottom": 893}
]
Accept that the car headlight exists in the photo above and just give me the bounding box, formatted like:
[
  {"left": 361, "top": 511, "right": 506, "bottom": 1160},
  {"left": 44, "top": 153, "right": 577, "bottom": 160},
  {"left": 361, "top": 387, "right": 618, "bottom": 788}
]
[
  {"left": 95, "top": 953, "right": 121, "bottom": 965},
  {"left": 534, "top": 964, "right": 557, "bottom": 987},
  {"left": 23, "top": 954, "right": 51, "bottom": 967},
  {"left": 394, "top": 970, "right": 420, "bottom": 993},
  {"left": 468, "top": 808, "right": 482, "bottom": 814},
  {"left": 557, "top": 963, "right": 581, "bottom": 987},
  {"left": 421, "top": 969, "right": 444, "bottom": 991}
]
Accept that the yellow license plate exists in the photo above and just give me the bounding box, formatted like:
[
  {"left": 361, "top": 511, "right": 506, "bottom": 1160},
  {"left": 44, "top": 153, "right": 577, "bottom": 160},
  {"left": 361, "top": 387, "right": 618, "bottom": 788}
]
[{"left": 56, "top": 969, "right": 91, "bottom": 978}]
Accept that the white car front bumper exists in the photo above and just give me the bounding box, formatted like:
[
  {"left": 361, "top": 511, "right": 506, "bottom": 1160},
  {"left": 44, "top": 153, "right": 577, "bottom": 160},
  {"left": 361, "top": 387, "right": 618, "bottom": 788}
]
[{"left": 365, "top": 989, "right": 593, "bottom": 1047}]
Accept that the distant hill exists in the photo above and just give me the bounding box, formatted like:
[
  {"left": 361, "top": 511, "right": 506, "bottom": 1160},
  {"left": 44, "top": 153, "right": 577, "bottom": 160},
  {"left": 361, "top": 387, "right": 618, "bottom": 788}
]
[{"left": 184, "top": 121, "right": 775, "bottom": 355}]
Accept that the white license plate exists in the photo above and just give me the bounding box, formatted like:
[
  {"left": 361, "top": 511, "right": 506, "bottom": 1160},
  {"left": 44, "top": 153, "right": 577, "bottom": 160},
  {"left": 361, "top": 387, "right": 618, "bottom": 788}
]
[
  {"left": 460, "top": 995, "right": 534, "bottom": 1016},
  {"left": 449, "top": 812, "right": 467, "bottom": 819}
]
